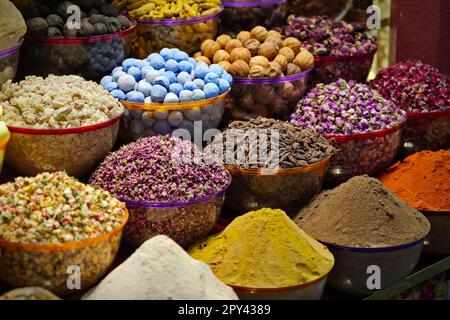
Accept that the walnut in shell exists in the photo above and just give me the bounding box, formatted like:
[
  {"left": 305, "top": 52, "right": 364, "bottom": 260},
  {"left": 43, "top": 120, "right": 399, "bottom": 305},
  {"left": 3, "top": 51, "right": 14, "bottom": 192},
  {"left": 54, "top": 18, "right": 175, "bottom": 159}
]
[
  {"left": 244, "top": 39, "right": 261, "bottom": 56},
  {"left": 201, "top": 40, "right": 220, "bottom": 59},
  {"left": 230, "top": 47, "right": 251, "bottom": 64},
  {"left": 231, "top": 60, "right": 250, "bottom": 77},
  {"left": 258, "top": 42, "right": 279, "bottom": 61},
  {"left": 213, "top": 50, "right": 231, "bottom": 63},
  {"left": 250, "top": 26, "right": 268, "bottom": 42},
  {"left": 224, "top": 39, "right": 243, "bottom": 53}
]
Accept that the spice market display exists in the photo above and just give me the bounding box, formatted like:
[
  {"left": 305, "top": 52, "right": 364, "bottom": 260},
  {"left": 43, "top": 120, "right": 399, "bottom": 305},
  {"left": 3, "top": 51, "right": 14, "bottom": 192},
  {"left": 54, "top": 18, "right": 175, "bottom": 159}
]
[{"left": 0, "top": 0, "right": 449, "bottom": 302}]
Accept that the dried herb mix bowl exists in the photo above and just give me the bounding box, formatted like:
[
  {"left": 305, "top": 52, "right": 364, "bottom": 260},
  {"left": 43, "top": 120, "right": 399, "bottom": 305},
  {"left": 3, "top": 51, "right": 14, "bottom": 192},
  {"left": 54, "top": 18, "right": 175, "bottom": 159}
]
[
  {"left": 325, "top": 125, "right": 402, "bottom": 185},
  {"left": 220, "top": 0, "right": 288, "bottom": 34},
  {"left": 310, "top": 48, "right": 377, "bottom": 86},
  {"left": 230, "top": 273, "right": 330, "bottom": 300},
  {"left": 0, "top": 40, "right": 23, "bottom": 86},
  {"left": 130, "top": 10, "right": 222, "bottom": 59},
  {"left": 121, "top": 177, "right": 231, "bottom": 249},
  {"left": 5, "top": 115, "right": 122, "bottom": 178},
  {"left": 325, "top": 237, "right": 425, "bottom": 295},
  {"left": 400, "top": 109, "right": 450, "bottom": 156},
  {"left": 120, "top": 91, "right": 228, "bottom": 142},
  {"left": 0, "top": 209, "right": 128, "bottom": 297},
  {"left": 224, "top": 157, "right": 330, "bottom": 217},
  {"left": 224, "top": 70, "right": 311, "bottom": 123},
  {"left": 421, "top": 210, "right": 450, "bottom": 255},
  {"left": 20, "top": 22, "right": 136, "bottom": 81}
]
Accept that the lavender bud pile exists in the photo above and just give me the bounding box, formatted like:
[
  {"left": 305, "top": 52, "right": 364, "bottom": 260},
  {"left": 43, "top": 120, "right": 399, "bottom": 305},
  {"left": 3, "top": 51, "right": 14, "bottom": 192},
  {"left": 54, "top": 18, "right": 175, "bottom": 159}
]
[
  {"left": 281, "top": 15, "right": 377, "bottom": 57},
  {"left": 90, "top": 135, "right": 230, "bottom": 203},
  {"left": 291, "top": 79, "right": 406, "bottom": 135},
  {"left": 370, "top": 60, "right": 449, "bottom": 113},
  {"left": 279, "top": 15, "right": 377, "bottom": 84},
  {"left": 291, "top": 79, "right": 404, "bottom": 184}
]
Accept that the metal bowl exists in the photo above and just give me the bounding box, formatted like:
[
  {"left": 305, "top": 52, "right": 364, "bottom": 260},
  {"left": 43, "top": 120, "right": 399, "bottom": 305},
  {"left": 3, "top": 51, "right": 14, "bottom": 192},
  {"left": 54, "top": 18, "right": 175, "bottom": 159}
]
[
  {"left": 325, "top": 238, "right": 425, "bottom": 295},
  {"left": 421, "top": 210, "right": 450, "bottom": 255}
]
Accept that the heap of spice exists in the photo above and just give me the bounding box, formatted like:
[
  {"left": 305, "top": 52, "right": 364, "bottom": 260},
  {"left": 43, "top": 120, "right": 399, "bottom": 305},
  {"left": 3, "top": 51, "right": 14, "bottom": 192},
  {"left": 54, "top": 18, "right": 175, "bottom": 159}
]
[
  {"left": 295, "top": 175, "right": 430, "bottom": 248},
  {"left": 83, "top": 235, "right": 238, "bottom": 300},
  {"left": 207, "top": 116, "right": 335, "bottom": 169},
  {"left": 189, "top": 208, "right": 334, "bottom": 289},
  {"left": 90, "top": 135, "right": 230, "bottom": 203},
  {"left": 379, "top": 150, "right": 450, "bottom": 212},
  {"left": 370, "top": 60, "right": 449, "bottom": 113},
  {"left": 280, "top": 15, "right": 377, "bottom": 57},
  {"left": 290, "top": 79, "right": 406, "bottom": 135},
  {"left": 0, "top": 171, "right": 127, "bottom": 244}
]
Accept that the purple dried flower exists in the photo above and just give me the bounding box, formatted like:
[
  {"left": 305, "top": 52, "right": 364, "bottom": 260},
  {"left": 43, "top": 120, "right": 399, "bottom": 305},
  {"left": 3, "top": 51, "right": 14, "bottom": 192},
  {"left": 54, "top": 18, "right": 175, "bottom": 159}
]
[
  {"left": 370, "top": 60, "right": 450, "bottom": 113},
  {"left": 290, "top": 79, "right": 406, "bottom": 135},
  {"left": 90, "top": 135, "right": 230, "bottom": 203}
]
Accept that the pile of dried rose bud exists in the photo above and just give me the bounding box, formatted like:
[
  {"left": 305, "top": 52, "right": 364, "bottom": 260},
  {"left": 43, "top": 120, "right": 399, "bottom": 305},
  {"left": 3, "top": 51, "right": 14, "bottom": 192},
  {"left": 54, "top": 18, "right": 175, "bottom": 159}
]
[
  {"left": 90, "top": 135, "right": 230, "bottom": 203},
  {"left": 370, "top": 60, "right": 449, "bottom": 113}
]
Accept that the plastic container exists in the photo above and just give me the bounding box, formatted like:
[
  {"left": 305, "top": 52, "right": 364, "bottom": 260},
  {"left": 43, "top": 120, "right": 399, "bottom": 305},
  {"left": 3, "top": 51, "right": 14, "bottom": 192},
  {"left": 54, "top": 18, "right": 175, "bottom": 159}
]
[
  {"left": 224, "top": 157, "right": 330, "bottom": 217},
  {"left": 400, "top": 109, "right": 450, "bottom": 157},
  {"left": 121, "top": 177, "right": 231, "bottom": 248},
  {"left": 0, "top": 124, "right": 10, "bottom": 176},
  {"left": 230, "top": 274, "right": 329, "bottom": 300},
  {"left": 220, "top": 0, "right": 288, "bottom": 34},
  {"left": 5, "top": 115, "right": 122, "bottom": 178},
  {"left": 421, "top": 211, "right": 450, "bottom": 255},
  {"left": 130, "top": 10, "right": 222, "bottom": 59},
  {"left": 20, "top": 22, "right": 136, "bottom": 81},
  {"left": 325, "top": 125, "right": 402, "bottom": 185},
  {"left": 0, "top": 40, "right": 23, "bottom": 85},
  {"left": 310, "top": 49, "right": 377, "bottom": 86},
  {"left": 0, "top": 210, "right": 128, "bottom": 297},
  {"left": 325, "top": 238, "right": 425, "bottom": 295},
  {"left": 287, "top": 0, "right": 352, "bottom": 20},
  {"left": 223, "top": 70, "right": 311, "bottom": 124},
  {"left": 120, "top": 92, "right": 228, "bottom": 142}
]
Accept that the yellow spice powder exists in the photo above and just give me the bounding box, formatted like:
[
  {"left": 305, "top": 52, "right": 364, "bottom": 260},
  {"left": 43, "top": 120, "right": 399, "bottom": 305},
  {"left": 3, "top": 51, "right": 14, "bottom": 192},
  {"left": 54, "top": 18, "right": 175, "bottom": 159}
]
[{"left": 189, "top": 208, "right": 334, "bottom": 289}]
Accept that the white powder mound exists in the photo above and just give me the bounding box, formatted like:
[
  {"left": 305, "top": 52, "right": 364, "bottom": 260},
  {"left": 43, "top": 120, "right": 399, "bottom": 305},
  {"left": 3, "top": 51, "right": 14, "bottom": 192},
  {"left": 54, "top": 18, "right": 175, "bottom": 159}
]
[{"left": 83, "top": 235, "right": 238, "bottom": 300}]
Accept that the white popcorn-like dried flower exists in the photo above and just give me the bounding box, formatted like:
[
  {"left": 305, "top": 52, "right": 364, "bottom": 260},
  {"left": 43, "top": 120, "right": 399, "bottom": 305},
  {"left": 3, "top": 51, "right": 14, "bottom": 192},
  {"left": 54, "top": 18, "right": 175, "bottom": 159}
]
[{"left": 0, "top": 75, "right": 124, "bottom": 129}]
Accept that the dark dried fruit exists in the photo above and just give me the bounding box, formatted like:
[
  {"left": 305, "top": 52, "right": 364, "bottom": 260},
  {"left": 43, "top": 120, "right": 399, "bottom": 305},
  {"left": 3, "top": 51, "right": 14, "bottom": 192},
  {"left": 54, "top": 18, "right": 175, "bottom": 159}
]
[
  {"left": 93, "top": 22, "right": 108, "bottom": 35},
  {"left": 89, "top": 14, "right": 106, "bottom": 24},
  {"left": 46, "top": 14, "right": 64, "bottom": 29},
  {"left": 21, "top": 4, "right": 40, "bottom": 20},
  {"left": 78, "top": 21, "right": 94, "bottom": 37},
  {"left": 48, "top": 26, "right": 63, "bottom": 38},
  {"left": 26, "top": 17, "right": 49, "bottom": 37},
  {"left": 63, "top": 23, "right": 78, "bottom": 38},
  {"left": 100, "top": 4, "right": 119, "bottom": 17},
  {"left": 117, "top": 15, "right": 131, "bottom": 30},
  {"left": 57, "top": 1, "right": 76, "bottom": 19},
  {"left": 106, "top": 17, "right": 121, "bottom": 33}
]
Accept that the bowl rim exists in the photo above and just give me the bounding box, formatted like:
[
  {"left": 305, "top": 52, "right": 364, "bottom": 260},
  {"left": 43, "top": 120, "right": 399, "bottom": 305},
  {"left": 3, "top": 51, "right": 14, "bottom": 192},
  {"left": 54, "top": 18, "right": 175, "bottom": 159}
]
[
  {"left": 233, "top": 68, "right": 312, "bottom": 84},
  {"left": 420, "top": 210, "right": 450, "bottom": 216},
  {"left": 322, "top": 236, "right": 427, "bottom": 253},
  {"left": 0, "top": 39, "right": 24, "bottom": 57},
  {"left": 24, "top": 19, "right": 137, "bottom": 44},
  {"left": 0, "top": 208, "right": 129, "bottom": 252},
  {"left": 406, "top": 108, "right": 450, "bottom": 120},
  {"left": 226, "top": 155, "right": 331, "bottom": 175},
  {"left": 313, "top": 46, "right": 378, "bottom": 63},
  {"left": 222, "top": 0, "right": 286, "bottom": 7},
  {"left": 323, "top": 123, "right": 404, "bottom": 141},
  {"left": 229, "top": 269, "right": 331, "bottom": 293},
  {"left": 119, "top": 172, "right": 232, "bottom": 208},
  {"left": 120, "top": 90, "right": 229, "bottom": 111},
  {"left": 6, "top": 114, "right": 122, "bottom": 136},
  {"left": 132, "top": 8, "right": 223, "bottom": 25}
]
